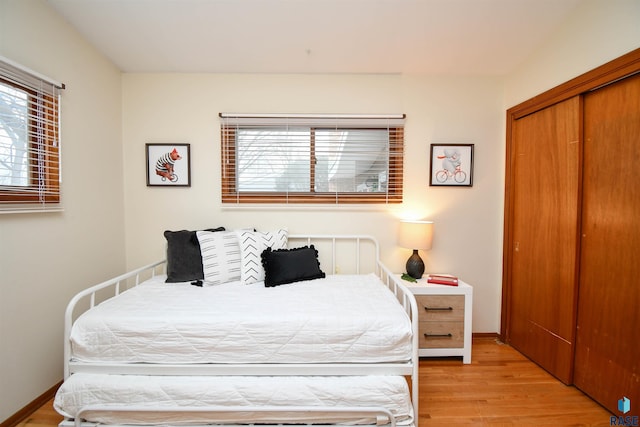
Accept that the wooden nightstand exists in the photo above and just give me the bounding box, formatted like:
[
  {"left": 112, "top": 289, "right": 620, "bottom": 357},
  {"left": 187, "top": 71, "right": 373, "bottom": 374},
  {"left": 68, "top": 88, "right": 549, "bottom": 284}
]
[{"left": 399, "top": 275, "right": 473, "bottom": 364}]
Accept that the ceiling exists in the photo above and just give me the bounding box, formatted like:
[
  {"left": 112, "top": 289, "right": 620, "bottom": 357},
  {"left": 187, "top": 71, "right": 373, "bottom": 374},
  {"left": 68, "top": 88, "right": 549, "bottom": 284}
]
[{"left": 47, "top": 0, "right": 583, "bottom": 75}]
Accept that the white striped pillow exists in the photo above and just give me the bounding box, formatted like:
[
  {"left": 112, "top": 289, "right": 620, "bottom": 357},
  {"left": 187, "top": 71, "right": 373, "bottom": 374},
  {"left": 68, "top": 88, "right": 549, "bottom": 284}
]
[{"left": 196, "top": 230, "right": 242, "bottom": 285}]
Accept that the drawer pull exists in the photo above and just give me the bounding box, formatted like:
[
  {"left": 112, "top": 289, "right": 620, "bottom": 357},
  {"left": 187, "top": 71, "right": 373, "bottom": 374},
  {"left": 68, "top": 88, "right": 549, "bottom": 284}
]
[
  {"left": 424, "top": 333, "right": 453, "bottom": 338},
  {"left": 424, "top": 306, "right": 453, "bottom": 311}
]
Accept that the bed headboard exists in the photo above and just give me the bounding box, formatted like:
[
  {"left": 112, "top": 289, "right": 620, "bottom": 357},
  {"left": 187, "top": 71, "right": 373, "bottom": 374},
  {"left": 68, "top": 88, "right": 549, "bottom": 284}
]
[{"left": 287, "top": 234, "right": 379, "bottom": 275}]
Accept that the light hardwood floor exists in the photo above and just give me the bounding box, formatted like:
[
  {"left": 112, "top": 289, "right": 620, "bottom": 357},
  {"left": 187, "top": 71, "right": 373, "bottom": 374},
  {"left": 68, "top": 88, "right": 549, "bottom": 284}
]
[
  {"left": 419, "top": 337, "right": 611, "bottom": 426},
  {"left": 17, "top": 337, "right": 612, "bottom": 427}
]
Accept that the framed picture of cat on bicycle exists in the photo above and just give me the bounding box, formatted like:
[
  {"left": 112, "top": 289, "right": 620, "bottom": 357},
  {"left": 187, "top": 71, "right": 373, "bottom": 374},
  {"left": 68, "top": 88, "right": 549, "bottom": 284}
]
[
  {"left": 429, "top": 144, "right": 474, "bottom": 187},
  {"left": 146, "top": 143, "right": 191, "bottom": 187}
]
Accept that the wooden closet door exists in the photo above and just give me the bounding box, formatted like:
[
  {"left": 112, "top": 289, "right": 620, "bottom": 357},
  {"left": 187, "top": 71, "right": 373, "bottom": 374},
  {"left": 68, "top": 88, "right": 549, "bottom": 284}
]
[
  {"left": 574, "top": 73, "right": 640, "bottom": 413},
  {"left": 507, "top": 96, "right": 581, "bottom": 384}
]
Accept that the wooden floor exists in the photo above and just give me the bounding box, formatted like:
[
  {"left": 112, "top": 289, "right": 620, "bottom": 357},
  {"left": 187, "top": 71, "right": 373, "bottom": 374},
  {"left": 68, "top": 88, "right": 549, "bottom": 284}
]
[
  {"left": 419, "top": 337, "right": 611, "bottom": 426},
  {"left": 17, "top": 337, "right": 612, "bottom": 427}
]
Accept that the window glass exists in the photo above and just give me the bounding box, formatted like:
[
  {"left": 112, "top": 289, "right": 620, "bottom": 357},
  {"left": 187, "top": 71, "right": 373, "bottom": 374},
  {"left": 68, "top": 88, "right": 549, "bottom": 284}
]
[
  {"left": 237, "top": 127, "right": 311, "bottom": 192},
  {"left": 315, "top": 129, "right": 388, "bottom": 193},
  {"left": 236, "top": 128, "right": 391, "bottom": 194},
  {"left": 0, "top": 82, "right": 29, "bottom": 187}
]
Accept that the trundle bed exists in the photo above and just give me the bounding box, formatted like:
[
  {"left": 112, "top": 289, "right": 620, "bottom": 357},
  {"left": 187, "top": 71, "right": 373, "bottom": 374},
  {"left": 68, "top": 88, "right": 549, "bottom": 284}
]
[{"left": 55, "top": 233, "right": 419, "bottom": 427}]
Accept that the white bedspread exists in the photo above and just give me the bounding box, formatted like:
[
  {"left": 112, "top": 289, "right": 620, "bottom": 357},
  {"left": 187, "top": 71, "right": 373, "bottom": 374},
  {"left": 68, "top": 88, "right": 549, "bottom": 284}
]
[
  {"left": 55, "top": 373, "right": 413, "bottom": 425},
  {"left": 70, "top": 274, "right": 412, "bottom": 364}
]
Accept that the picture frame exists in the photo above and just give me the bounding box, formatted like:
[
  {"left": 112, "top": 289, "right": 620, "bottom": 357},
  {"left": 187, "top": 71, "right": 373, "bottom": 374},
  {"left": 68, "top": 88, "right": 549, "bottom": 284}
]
[
  {"left": 146, "top": 143, "right": 191, "bottom": 187},
  {"left": 429, "top": 144, "right": 474, "bottom": 187}
]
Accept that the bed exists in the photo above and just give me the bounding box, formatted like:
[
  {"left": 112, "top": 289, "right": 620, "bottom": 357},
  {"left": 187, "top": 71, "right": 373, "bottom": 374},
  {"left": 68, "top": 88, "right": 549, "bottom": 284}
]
[{"left": 55, "top": 232, "right": 419, "bottom": 427}]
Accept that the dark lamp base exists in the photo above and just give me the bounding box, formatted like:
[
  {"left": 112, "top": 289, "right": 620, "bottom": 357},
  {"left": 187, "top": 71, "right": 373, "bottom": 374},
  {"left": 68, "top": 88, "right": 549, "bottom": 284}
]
[{"left": 406, "top": 249, "right": 425, "bottom": 279}]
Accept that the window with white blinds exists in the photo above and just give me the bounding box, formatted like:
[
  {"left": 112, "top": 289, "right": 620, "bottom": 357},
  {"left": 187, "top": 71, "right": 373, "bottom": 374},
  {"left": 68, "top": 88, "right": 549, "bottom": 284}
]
[
  {"left": 220, "top": 113, "right": 405, "bottom": 204},
  {"left": 0, "top": 56, "right": 64, "bottom": 212}
]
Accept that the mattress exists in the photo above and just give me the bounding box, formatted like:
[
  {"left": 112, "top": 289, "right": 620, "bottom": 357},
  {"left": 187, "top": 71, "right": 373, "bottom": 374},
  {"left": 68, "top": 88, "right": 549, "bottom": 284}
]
[
  {"left": 70, "top": 273, "right": 412, "bottom": 364},
  {"left": 54, "top": 373, "right": 414, "bottom": 425}
]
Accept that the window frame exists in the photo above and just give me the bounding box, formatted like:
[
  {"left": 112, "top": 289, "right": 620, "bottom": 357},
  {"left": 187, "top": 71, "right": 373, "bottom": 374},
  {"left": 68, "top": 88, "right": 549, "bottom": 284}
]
[
  {"left": 0, "top": 57, "right": 63, "bottom": 210},
  {"left": 220, "top": 115, "right": 404, "bottom": 204}
]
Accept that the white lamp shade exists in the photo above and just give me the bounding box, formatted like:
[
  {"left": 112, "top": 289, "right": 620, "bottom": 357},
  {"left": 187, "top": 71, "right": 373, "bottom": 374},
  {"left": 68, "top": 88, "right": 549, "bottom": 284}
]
[{"left": 398, "top": 220, "right": 434, "bottom": 250}]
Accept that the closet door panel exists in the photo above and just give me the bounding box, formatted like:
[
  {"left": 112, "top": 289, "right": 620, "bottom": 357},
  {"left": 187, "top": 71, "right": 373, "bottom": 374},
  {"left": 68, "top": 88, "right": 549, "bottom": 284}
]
[
  {"left": 507, "top": 97, "right": 580, "bottom": 384},
  {"left": 575, "top": 73, "right": 640, "bottom": 413}
]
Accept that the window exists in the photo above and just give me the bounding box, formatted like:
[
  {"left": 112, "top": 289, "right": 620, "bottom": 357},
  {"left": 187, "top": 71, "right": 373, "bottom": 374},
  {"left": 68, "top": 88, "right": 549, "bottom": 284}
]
[
  {"left": 0, "top": 56, "right": 63, "bottom": 212},
  {"left": 220, "top": 114, "right": 404, "bottom": 204}
]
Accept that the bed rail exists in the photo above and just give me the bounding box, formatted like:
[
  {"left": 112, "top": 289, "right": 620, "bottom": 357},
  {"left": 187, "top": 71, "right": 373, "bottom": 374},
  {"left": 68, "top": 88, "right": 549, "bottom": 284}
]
[
  {"left": 70, "top": 405, "right": 399, "bottom": 427},
  {"left": 63, "top": 260, "right": 166, "bottom": 379},
  {"left": 377, "top": 262, "right": 420, "bottom": 421}
]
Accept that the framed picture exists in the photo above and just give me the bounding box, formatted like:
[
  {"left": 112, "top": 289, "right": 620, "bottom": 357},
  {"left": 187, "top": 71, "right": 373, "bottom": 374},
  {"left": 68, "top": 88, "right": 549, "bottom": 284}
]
[
  {"left": 146, "top": 143, "right": 191, "bottom": 187},
  {"left": 429, "top": 144, "right": 474, "bottom": 187}
]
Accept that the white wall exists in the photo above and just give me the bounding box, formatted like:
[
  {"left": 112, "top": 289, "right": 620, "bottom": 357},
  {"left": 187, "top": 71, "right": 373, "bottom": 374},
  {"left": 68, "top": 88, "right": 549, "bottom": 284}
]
[
  {"left": 121, "top": 72, "right": 506, "bottom": 335},
  {"left": 0, "top": 0, "right": 125, "bottom": 421},
  {"left": 505, "top": 0, "right": 640, "bottom": 107}
]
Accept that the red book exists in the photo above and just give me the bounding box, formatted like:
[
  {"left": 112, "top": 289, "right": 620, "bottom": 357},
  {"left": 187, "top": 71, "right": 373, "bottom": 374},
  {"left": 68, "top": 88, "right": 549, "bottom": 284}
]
[{"left": 427, "top": 274, "right": 459, "bottom": 286}]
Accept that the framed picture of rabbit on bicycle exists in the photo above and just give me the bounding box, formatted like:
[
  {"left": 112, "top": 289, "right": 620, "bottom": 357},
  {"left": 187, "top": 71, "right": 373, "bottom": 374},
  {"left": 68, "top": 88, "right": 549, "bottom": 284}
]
[
  {"left": 429, "top": 144, "right": 474, "bottom": 187},
  {"left": 146, "top": 143, "right": 191, "bottom": 187}
]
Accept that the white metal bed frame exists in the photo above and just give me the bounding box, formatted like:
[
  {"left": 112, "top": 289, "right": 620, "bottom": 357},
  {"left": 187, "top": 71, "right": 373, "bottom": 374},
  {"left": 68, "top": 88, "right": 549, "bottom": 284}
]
[
  {"left": 66, "top": 406, "right": 398, "bottom": 427},
  {"left": 61, "top": 234, "right": 419, "bottom": 427}
]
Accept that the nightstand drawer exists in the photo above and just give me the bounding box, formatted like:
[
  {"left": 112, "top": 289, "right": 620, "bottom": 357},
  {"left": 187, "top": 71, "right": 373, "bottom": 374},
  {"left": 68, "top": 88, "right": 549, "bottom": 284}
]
[
  {"left": 416, "top": 295, "right": 464, "bottom": 322},
  {"left": 419, "top": 321, "right": 464, "bottom": 348}
]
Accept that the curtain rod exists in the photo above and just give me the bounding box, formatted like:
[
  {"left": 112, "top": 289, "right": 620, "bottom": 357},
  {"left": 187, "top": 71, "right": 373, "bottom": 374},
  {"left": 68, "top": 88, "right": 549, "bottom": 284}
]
[{"left": 219, "top": 113, "right": 405, "bottom": 119}]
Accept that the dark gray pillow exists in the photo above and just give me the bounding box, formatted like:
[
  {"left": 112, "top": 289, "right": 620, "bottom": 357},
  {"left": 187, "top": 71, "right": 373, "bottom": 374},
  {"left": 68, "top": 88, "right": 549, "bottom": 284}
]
[
  {"left": 164, "top": 228, "right": 225, "bottom": 283},
  {"left": 261, "top": 245, "right": 325, "bottom": 287}
]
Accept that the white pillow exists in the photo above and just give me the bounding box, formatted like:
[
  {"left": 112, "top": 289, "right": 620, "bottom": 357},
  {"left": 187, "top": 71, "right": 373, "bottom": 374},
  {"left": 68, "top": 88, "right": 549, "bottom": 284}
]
[
  {"left": 236, "top": 228, "right": 288, "bottom": 285},
  {"left": 197, "top": 230, "right": 242, "bottom": 285}
]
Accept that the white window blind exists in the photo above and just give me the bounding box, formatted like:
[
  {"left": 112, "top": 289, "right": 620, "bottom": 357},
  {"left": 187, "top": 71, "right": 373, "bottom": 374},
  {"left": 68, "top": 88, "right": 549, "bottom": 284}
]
[
  {"left": 220, "top": 113, "right": 405, "bottom": 204},
  {"left": 0, "top": 55, "right": 64, "bottom": 213}
]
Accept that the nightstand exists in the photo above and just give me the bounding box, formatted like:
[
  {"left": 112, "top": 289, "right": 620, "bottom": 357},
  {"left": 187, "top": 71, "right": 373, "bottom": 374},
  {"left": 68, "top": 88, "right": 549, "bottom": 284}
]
[{"left": 399, "top": 275, "right": 473, "bottom": 364}]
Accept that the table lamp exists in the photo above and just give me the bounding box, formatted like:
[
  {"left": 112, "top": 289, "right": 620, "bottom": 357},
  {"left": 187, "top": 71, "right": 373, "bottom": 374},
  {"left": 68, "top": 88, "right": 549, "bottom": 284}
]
[{"left": 398, "top": 220, "right": 434, "bottom": 279}]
